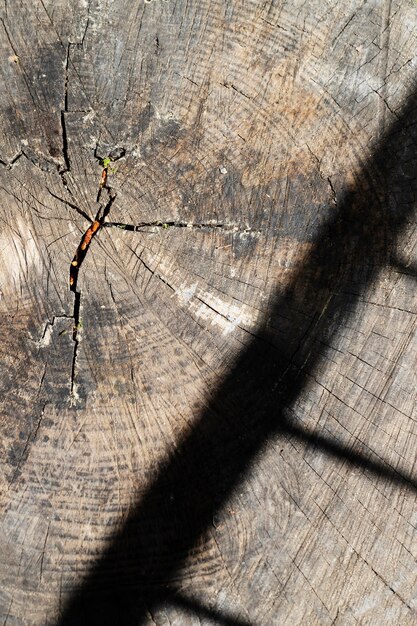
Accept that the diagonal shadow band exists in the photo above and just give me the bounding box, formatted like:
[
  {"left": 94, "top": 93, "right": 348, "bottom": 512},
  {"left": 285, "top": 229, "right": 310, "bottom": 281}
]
[{"left": 57, "top": 87, "right": 417, "bottom": 625}]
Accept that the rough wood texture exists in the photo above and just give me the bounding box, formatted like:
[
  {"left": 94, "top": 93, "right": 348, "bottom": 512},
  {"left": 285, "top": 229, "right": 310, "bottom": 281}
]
[{"left": 1, "top": 1, "right": 417, "bottom": 625}]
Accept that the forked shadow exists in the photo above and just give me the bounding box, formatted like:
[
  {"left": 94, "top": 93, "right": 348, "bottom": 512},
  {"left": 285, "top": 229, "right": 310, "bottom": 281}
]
[{"left": 57, "top": 87, "right": 417, "bottom": 625}]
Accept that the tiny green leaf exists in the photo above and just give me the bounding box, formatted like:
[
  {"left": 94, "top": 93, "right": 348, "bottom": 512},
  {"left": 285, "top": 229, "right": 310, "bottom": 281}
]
[{"left": 101, "top": 157, "right": 112, "bottom": 168}]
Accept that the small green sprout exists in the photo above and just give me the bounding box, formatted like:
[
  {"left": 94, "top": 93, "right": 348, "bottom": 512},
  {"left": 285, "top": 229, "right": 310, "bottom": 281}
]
[
  {"left": 100, "top": 156, "right": 117, "bottom": 174},
  {"left": 101, "top": 156, "right": 112, "bottom": 168},
  {"left": 74, "top": 321, "right": 83, "bottom": 332},
  {"left": 162, "top": 223, "right": 170, "bottom": 229}
]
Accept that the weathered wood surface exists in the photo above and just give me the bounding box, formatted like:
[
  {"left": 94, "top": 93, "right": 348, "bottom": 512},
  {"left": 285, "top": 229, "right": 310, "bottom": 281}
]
[{"left": 1, "top": 1, "right": 417, "bottom": 624}]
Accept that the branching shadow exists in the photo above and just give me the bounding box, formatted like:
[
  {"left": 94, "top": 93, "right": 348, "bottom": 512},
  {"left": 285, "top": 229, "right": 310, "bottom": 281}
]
[{"left": 57, "top": 88, "right": 417, "bottom": 625}]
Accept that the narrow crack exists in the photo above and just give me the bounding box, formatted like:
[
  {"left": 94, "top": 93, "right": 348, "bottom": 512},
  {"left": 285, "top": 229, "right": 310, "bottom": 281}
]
[
  {"left": 103, "top": 220, "right": 225, "bottom": 231},
  {"left": 128, "top": 244, "right": 175, "bottom": 292},
  {"left": 64, "top": 44, "right": 69, "bottom": 112},
  {"left": 103, "top": 220, "right": 265, "bottom": 236},
  {"left": 32, "top": 402, "right": 47, "bottom": 442},
  {"left": 39, "top": 314, "right": 74, "bottom": 346},
  {"left": 327, "top": 177, "right": 337, "bottom": 206},
  {"left": 69, "top": 189, "right": 116, "bottom": 293},
  {"left": 70, "top": 289, "right": 81, "bottom": 398},
  {"left": 0, "top": 150, "right": 24, "bottom": 169},
  {"left": 306, "top": 144, "right": 338, "bottom": 207},
  {"left": 81, "top": 17, "right": 90, "bottom": 45},
  {"left": 47, "top": 188, "right": 93, "bottom": 223},
  {"left": 9, "top": 402, "right": 47, "bottom": 486},
  {"left": 0, "top": 16, "right": 18, "bottom": 59},
  {"left": 221, "top": 81, "right": 252, "bottom": 100},
  {"left": 0, "top": 149, "right": 53, "bottom": 172},
  {"left": 60, "top": 112, "right": 70, "bottom": 173},
  {"left": 68, "top": 149, "right": 123, "bottom": 399},
  {"left": 9, "top": 151, "right": 23, "bottom": 166},
  {"left": 58, "top": 42, "right": 71, "bottom": 205}
]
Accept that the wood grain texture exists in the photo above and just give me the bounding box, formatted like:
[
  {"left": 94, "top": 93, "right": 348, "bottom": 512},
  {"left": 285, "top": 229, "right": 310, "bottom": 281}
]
[{"left": 1, "top": 1, "right": 417, "bottom": 625}]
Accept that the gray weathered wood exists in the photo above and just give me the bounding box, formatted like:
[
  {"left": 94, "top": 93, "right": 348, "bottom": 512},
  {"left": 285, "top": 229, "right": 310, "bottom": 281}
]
[{"left": 1, "top": 1, "right": 417, "bottom": 625}]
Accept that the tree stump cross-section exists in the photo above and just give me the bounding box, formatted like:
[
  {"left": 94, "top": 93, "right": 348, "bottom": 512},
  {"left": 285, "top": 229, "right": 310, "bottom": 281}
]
[{"left": 1, "top": 2, "right": 417, "bottom": 625}]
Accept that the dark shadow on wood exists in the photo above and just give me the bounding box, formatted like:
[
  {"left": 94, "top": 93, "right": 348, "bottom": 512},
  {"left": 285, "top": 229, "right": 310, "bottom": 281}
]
[{"left": 56, "top": 87, "right": 417, "bottom": 625}]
